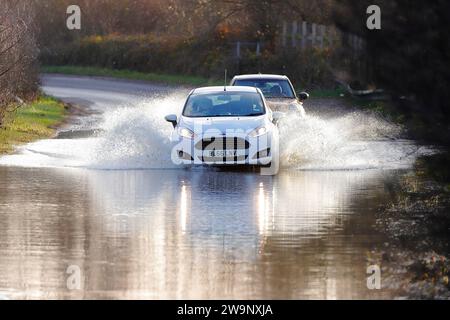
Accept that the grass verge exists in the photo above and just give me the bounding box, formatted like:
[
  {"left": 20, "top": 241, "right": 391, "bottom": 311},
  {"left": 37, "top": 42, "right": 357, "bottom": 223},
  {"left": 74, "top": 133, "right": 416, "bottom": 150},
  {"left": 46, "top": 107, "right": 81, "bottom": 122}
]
[
  {"left": 309, "top": 87, "right": 346, "bottom": 99},
  {"left": 0, "top": 96, "right": 67, "bottom": 154},
  {"left": 42, "top": 65, "right": 222, "bottom": 87}
]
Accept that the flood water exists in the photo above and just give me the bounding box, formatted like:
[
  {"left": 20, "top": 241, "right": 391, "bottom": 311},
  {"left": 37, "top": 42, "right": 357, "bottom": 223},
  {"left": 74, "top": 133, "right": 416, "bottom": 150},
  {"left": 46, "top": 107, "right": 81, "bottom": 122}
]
[
  {"left": 0, "top": 75, "right": 430, "bottom": 299},
  {"left": 0, "top": 166, "right": 401, "bottom": 299}
]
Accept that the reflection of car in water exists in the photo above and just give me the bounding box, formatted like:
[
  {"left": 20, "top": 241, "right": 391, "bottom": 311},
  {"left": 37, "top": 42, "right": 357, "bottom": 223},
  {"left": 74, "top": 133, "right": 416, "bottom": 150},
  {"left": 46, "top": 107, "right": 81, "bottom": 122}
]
[
  {"left": 230, "top": 74, "right": 308, "bottom": 116},
  {"left": 164, "top": 86, "right": 281, "bottom": 173}
]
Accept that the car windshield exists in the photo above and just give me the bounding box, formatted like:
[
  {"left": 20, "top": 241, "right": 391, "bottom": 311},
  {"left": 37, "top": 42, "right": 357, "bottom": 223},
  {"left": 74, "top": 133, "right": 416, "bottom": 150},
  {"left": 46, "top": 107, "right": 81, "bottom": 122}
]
[
  {"left": 183, "top": 92, "right": 265, "bottom": 117},
  {"left": 234, "top": 79, "right": 295, "bottom": 99}
]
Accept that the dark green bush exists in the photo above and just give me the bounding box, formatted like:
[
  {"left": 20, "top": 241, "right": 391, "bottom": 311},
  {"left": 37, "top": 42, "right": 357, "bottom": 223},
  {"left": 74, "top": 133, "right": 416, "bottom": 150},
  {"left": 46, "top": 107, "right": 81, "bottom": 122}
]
[{"left": 40, "top": 34, "right": 335, "bottom": 88}]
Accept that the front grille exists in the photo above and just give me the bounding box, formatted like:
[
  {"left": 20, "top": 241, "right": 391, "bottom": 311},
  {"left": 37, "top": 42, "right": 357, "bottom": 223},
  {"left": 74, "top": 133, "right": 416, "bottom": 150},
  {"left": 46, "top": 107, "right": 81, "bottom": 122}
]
[{"left": 195, "top": 137, "right": 250, "bottom": 150}]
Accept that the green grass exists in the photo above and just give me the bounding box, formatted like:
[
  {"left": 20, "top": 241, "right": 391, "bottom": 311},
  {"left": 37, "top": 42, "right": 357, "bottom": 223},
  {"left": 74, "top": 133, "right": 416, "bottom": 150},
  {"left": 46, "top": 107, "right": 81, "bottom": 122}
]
[
  {"left": 309, "top": 87, "right": 346, "bottom": 99},
  {"left": 0, "top": 96, "right": 66, "bottom": 154},
  {"left": 42, "top": 65, "right": 222, "bottom": 87}
]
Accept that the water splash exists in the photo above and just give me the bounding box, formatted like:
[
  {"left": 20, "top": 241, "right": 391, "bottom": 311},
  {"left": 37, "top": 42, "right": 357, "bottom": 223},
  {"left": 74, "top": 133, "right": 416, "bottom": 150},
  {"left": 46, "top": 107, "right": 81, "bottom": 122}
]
[
  {"left": 0, "top": 92, "right": 432, "bottom": 171},
  {"left": 85, "top": 99, "right": 178, "bottom": 169},
  {"left": 0, "top": 93, "right": 184, "bottom": 169},
  {"left": 279, "top": 111, "right": 428, "bottom": 170}
]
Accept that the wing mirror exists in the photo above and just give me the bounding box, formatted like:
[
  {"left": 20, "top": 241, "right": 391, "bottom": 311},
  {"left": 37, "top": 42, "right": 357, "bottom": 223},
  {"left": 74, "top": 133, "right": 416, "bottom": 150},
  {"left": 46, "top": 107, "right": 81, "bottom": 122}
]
[
  {"left": 165, "top": 114, "right": 178, "bottom": 128},
  {"left": 272, "top": 111, "right": 285, "bottom": 124},
  {"left": 298, "top": 92, "right": 309, "bottom": 101}
]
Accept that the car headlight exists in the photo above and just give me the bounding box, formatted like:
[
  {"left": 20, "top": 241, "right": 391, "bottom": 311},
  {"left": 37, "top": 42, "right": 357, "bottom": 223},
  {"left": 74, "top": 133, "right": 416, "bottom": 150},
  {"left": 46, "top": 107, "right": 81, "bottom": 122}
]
[
  {"left": 249, "top": 126, "right": 268, "bottom": 137},
  {"left": 178, "top": 127, "right": 195, "bottom": 139}
]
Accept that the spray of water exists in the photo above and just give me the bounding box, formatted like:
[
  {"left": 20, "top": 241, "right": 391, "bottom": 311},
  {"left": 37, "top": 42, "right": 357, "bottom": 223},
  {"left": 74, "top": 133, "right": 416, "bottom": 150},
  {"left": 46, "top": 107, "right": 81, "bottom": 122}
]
[
  {"left": 0, "top": 91, "right": 431, "bottom": 170},
  {"left": 278, "top": 111, "right": 426, "bottom": 170},
  {"left": 84, "top": 94, "right": 184, "bottom": 169}
]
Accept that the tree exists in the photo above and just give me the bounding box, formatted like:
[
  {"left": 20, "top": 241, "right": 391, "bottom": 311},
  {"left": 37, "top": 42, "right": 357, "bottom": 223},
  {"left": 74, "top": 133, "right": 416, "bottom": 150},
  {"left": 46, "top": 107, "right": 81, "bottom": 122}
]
[{"left": 0, "top": 0, "right": 39, "bottom": 126}]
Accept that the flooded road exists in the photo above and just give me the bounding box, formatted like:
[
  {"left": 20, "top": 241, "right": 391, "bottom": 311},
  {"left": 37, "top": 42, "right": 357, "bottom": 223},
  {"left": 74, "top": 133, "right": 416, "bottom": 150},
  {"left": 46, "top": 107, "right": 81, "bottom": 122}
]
[{"left": 0, "top": 75, "right": 429, "bottom": 299}]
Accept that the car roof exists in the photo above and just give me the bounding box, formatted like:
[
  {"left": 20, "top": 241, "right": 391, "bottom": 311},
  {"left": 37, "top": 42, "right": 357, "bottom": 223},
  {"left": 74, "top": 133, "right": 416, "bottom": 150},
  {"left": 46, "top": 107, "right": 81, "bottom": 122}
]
[
  {"left": 232, "top": 74, "right": 289, "bottom": 81},
  {"left": 192, "top": 86, "right": 259, "bottom": 94}
]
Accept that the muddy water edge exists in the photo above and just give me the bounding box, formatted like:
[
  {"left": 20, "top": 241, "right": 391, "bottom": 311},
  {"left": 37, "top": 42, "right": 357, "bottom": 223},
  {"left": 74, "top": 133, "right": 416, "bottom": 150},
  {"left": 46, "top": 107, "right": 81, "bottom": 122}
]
[
  {"left": 372, "top": 153, "right": 450, "bottom": 299},
  {"left": 311, "top": 97, "right": 450, "bottom": 299}
]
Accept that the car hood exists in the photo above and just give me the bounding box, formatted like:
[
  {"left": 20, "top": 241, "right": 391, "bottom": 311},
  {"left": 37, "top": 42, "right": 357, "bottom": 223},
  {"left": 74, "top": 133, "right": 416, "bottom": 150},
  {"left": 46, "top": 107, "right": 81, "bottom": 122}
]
[
  {"left": 266, "top": 98, "right": 300, "bottom": 110},
  {"left": 180, "top": 115, "right": 266, "bottom": 135}
]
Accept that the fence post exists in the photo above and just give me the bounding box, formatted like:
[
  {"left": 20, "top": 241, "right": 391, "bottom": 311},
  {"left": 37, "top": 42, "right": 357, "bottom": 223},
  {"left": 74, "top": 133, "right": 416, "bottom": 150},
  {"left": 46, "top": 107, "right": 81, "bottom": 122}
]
[
  {"left": 318, "top": 25, "right": 325, "bottom": 49},
  {"left": 327, "top": 26, "right": 334, "bottom": 48},
  {"left": 282, "top": 21, "right": 287, "bottom": 47},
  {"left": 311, "top": 23, "right": 317, "bottom": 47},
  {"left": 292, "top": 21, "right": 298, "bottom": 47},
  {"left": 236, "top": 41, "right": 241, "bottom": 59},
  {"left": 256, "top": 42, "right": 261, "bottom": 56},
  {"left": 301, "top": 21, "right": 307, "bottom": 49}
]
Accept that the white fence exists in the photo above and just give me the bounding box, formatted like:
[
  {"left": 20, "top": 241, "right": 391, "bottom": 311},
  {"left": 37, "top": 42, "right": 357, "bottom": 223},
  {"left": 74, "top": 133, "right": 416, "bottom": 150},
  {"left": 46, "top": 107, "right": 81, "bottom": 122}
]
[
  {"left": 231, "top": 21, "right": 365, "bottom": 63},
  {"left": 281, "top": 20, "right": 364, "bottom": 53}
]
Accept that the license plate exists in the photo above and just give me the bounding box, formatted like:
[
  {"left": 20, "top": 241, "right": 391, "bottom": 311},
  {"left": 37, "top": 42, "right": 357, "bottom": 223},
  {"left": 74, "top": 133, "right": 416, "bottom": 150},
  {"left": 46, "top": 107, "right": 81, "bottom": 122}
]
[{"left": 208, "top": 150, "right": 237, "bottom": 157}]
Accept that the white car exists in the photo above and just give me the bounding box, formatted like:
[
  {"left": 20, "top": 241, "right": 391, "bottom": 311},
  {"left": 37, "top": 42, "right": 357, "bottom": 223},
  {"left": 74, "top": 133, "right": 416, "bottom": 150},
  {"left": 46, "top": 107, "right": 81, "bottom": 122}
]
[
  {"left": 165, "top": 86, "right": 281, "bottom": 174},
  {"left": 230, "top": 74, "right": 308, "bottom": 116}
]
